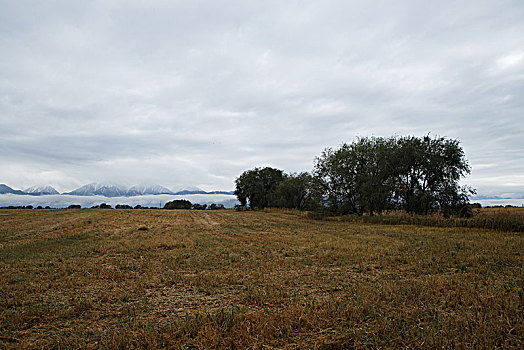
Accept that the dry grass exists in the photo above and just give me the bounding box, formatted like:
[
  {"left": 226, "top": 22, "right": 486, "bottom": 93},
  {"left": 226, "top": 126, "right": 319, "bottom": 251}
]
[
  {"left": 326, "top": 207, "right": 524, "bottom": 232},
  {"left": 0, "top": 208, "right": 522, "bottom": 349}
]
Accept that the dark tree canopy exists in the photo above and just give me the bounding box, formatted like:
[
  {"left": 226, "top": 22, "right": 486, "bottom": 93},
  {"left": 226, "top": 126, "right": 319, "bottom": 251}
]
[
  {"left": 234, "top": 135, "right": 473, "bottom": 216},
  {"left": 312, "top": 137, "right": 395, "bottom": 215},
  {"left": 164, "top": 199, "right": 192, "bottom": 210},
  {"left": 312, "top": 135, "right": 473, "bottom": 216},
  {"left": 234, "top": 167, "right": 285, "bottom": 209},
  {"left": 389, "top": 135, "right": 473, "bottom": 215},
  {"left": 273, "top": 172, "right": 313, "bottom": 210}
]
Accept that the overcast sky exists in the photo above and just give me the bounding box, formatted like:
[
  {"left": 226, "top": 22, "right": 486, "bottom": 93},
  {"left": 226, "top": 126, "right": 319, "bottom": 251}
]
[{"left": 1, "top": 0, "right": 523, "bottom": 196}]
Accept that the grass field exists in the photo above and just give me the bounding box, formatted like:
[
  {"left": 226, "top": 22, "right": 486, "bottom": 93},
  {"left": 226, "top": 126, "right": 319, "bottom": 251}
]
[{"left": 0, "top": 209, "right": 522, "bottom": 348}]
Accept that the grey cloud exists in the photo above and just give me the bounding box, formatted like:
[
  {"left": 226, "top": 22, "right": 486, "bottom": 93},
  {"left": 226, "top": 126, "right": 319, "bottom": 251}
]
[{"left": 1, "top": 0, "right": 523, "bottom": 197}]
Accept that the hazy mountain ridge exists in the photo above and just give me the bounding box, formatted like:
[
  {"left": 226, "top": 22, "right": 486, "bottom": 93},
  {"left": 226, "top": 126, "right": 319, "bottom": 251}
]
[{"left": 0, "top": 184, "right": 26, "bottom": 195}]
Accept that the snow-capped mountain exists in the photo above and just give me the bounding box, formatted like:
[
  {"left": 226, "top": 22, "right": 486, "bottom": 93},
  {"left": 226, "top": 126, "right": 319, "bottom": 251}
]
[
  {"left": 64, "top": 183, "right": 129, "bottom": 197},
  {"left": 1, "top": 182, "right": 234, "bottom": 198},
  {"left": 63, "top": 183, "right": 213, "bottom": 197},
  {"left": 126, "top": 184, "right": 174, "bottom": 196},
  {"left": 24, "top": 185, "right": 60, "bottom": 195},
  {"left": 0, "top": 184, "right": 27, "bottom": 195}
]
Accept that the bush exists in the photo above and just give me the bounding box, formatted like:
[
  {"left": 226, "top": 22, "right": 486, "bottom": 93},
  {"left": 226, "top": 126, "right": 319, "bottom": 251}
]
[
  {"left": 235, "top": 205, "right": 248, "bottom": 211},
  {"left": 458, "top": 205, "right": 474, "bottom": 218}
]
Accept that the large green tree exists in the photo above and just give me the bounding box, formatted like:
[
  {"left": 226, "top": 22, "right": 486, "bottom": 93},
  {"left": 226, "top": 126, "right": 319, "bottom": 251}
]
[
  {"left": 234, "top": 167, "right": 285, "bottom": 209},
  {"left": 312, "top": 137, "right": 394, "bottom": 215},
  {"left": 273, "top": 172, "right": 313, "bottom": 210},
  {"left": 311, "top": 135, "right": 473, "bottom": 216},
  {"left": 390, "top": 135, "right": 473, "bottom": 215}
]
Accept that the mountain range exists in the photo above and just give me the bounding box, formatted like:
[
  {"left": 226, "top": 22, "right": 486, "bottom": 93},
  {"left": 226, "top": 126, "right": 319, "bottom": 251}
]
[{"left": 0, "top": 183, "right": 234, "bottom": 197}]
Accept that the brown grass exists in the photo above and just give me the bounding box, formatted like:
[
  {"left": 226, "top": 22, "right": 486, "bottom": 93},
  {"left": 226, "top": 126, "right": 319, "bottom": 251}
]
[
  {"left": 0, "top": 208, "right": 522, "bottom": 349},
  {"left": 323, "top": 207, "right": 524, "bottom": 232}
]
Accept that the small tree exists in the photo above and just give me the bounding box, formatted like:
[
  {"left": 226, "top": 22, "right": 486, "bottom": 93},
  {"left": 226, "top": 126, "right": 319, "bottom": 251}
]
[{"left": 164, "top": 199, "right": 192, "bottom": 209}]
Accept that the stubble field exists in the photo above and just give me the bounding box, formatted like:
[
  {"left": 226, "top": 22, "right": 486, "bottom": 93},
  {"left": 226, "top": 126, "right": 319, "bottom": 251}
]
[{"left": 0, "top": 208, "right": 522, "bottom": 348}]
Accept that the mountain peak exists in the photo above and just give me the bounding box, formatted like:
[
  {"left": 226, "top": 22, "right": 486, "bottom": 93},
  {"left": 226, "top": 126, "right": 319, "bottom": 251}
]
[{"left": 24, "top": 185, "right": 60, "bottom": 195}]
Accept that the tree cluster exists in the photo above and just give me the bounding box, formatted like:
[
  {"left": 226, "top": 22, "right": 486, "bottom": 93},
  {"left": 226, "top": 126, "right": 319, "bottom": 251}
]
[
  {"left": 234, "top": 135, "right": 475, "bottom": 216},
  {"left": 234, "top": 169, "right": 312, "bottom": 210},
  {"left": 163, "top": 200, "right": 226, "bottom": 210}
]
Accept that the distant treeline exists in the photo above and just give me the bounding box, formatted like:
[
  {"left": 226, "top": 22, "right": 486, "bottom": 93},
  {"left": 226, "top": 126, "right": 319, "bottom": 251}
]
[
  {"left": 235, "top": 135, "right": 476, "bottom": 217},
  {"left": 0, "top": 201, "right": 225, "bottom": 210}
]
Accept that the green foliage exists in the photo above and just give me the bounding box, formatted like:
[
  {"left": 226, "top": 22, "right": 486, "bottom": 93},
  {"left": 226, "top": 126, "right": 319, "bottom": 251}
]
[
  {"left": 234, "top": 167, "right": 285, "bottom": 209},
  {"left": 390, "top": 135, "right": 473, "bottom": 215},
  {"left": 312, "top": 137, "right": 395, "bottom": 215},
  {"left": 164, "top": 200, "right": 192, "bottom": 210},
  {"left": 311, "top": 135, "right": 474, "bottom": 216},
  {"left": 273, "top": 172, "right": 313, "bottom": 210}
]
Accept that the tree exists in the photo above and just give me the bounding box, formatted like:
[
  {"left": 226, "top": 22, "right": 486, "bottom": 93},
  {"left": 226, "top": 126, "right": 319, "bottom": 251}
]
[
  {"left": 311, "top": 135, "right": 473, "bottom": 216},
  {"left": 312, "top": 137, "right": 394, "bottom": 215},
  {"left": 312, "top": 144, "right": 359, "bottom": 215},
  {"left": 164, "top": 199, "right": 192, "bottom": 209},
  {"left": 209, "top": 203, "right": 225, "bottom": 210},
  {"left": 234, "top": 167, "right": 285, "bottom": 209},
  {"left": 390, "top": 135, "right": 473, "bottom": 215},
  {"left": 273, "top": 172, "right": 313, "bottom": 209},
  {"left": 352, "top": 137, "right": 395, "bottom": 215}
]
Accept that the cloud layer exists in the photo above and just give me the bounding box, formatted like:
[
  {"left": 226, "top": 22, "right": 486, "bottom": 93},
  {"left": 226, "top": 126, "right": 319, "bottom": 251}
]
[{"left": 1, "top": 0, "right": 523, "bottom": 196}]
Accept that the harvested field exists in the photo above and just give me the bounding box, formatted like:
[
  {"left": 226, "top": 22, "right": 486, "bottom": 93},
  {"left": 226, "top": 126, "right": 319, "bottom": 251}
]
[{"left": 0, "top": 209, "right": 522, "bottom": 348}]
